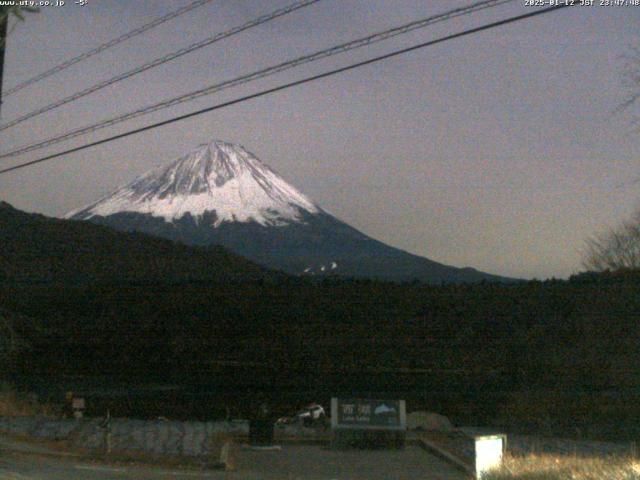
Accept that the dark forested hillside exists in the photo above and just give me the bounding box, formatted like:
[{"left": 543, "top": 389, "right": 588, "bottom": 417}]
[
  {"left": 0, "top": 201, "right": 273, "bottom": 284},
  {"left": 2, "top": 202, "right": 640, "bottom": 440}
]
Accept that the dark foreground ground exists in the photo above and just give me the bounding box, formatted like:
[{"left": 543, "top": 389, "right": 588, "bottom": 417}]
[{"left": 0, "top": 434, "right": 466, "bottom": 480}]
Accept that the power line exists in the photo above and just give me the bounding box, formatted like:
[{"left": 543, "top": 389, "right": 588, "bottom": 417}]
[
  {"left": 0, "top": 0, "right": 515, "bottom": 160},
  {"left": 0, "top": 0, "right": 322, "bottom": 132},
  {"left": 2, "top": 0, "right": 215, "bottom": 98},
  {"left": 0, "top": 4, "right": 571, "bottom": 177}
]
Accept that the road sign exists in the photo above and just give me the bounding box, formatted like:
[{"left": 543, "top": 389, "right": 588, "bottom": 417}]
[{"left": 331, "top": 398, "right": 406, "bottom": 431}]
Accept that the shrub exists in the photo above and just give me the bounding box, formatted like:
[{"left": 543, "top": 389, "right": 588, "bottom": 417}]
[
  {"left": 484, "top": 453, "right": 640, "bottom": 480},
  {"left": 0, "top": 384, "right": 59, "bottom": 417}
]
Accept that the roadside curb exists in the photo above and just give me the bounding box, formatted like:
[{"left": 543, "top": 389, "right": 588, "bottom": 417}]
[{"left": 0, "top": 433, "right": 229, "bottom": 472}]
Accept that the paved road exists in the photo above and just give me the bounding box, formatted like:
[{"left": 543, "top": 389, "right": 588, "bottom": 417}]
[
  {"left": 0, "top": 448, "right": 232, "bottom": 480},
  {"left": 0, "top": 448, "right": 466, "bottom": 480},
  {"left": 0, "top": 435, "right": 466, "bottom": 479},
  {"left": 234, "top": 445, "right": 466, "bottom": 480}
]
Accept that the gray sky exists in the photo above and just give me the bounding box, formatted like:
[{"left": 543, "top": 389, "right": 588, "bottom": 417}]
[{"left": 1, "top": 0, "right": 638, "bottom": 279}]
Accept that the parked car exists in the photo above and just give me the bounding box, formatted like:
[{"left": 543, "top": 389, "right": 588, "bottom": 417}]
[{"left": 276, "top": 403, "right": 325, "bottom": 426}]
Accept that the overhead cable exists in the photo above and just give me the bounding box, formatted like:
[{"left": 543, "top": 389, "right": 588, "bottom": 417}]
[
  {"left": 0, "top": 4, "right": 572, "bottom": 176},
  {"left": 0, "top": 0, "right": 514, "bottom": 159},
  {"left": 3, "top": 0, "right": 215, "bottom": 97},
  {"left": 0, "top": 0, "right": 322, "bottom": 131}
]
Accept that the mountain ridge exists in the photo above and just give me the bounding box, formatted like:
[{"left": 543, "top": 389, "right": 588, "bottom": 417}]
[
  {"left": 0, "top": 200, "right": 272, "bottom": 285},
  {"left": 67, "top": 140, "right": 514, "bottom": 284},
  {"left": 67, "top": 140, "right": 319, "bottom": 227}
]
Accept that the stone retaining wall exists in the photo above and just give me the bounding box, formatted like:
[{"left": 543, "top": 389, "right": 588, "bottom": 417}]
[{"left": 0, "top": 416, "right": 249, "bottom": 457}]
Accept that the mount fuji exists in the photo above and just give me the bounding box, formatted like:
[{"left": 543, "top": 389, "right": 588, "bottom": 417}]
[{"left": 67, "top": 140, "right": 509, "bottom": 283}]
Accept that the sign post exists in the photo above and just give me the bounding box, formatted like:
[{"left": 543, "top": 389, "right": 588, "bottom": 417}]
[
  {"left": 71, "top": 397, "right": 86, "bottom": 419},
  {"left": 249, "top": 400, "right": 276, "bottom": 448},
  {"left": 331, "top": 398, "right": 406, "bottom": 449}
]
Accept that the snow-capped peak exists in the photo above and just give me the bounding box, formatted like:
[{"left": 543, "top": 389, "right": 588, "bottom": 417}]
[{"left": 66, "top": 140, "right": 319, "bottom": 227}]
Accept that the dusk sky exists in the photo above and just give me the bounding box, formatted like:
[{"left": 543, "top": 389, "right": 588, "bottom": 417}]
[{"left": 1, "top": 0, "right": 638, "bottom": 279}]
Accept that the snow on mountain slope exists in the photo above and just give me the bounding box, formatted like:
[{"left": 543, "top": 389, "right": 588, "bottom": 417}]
[{"left": 66, "top": 140, "right": 319, "bottom": 227}]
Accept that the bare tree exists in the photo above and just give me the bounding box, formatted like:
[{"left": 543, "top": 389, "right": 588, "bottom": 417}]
[
  {"left": 0, "top": 5, "right": 39, "bottom": 45},
  {"left": 618, "top": 44, "right": 640, "bottom": 128},
  {"left": 1, "top": 6, "right": 38, "bottom": 114},
  {"left": 620, "top": 46, "right": 640, "bottom": 107},
  {"left": 582, "top": 45, "right": 640, "bottom": 272},
  {"left": 582, "top": 210, "right": 640, "bottom": 272}
]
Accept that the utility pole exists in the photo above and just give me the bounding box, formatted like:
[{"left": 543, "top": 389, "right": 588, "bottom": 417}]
[{"left": 0, "top": 10, "right": 7, "bottom": 118}]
